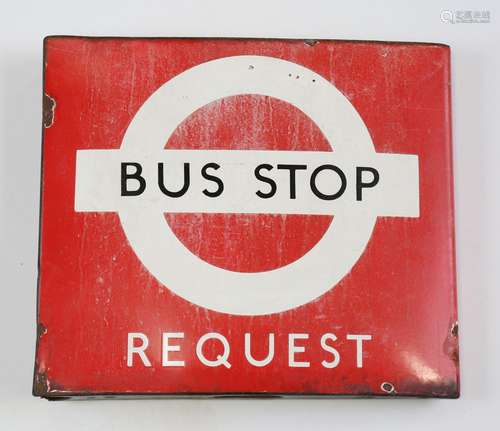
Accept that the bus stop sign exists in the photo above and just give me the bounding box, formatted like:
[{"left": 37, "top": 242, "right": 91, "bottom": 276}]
[{"left": 34, "top": 37, "right": 459, "bottom": 399}]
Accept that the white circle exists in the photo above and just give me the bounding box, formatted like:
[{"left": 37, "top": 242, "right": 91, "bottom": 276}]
[{"left": 119, "top": 55, "right": 376, "bottom": 315}]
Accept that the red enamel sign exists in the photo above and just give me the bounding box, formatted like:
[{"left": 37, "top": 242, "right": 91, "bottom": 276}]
[{"left": 34, "top": 37, "right": 459, "bottom": 398}]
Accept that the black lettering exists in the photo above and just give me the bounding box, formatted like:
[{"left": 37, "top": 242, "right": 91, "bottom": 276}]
[
  {"left": 356, "top": 167, "right": 379, "bottom": 201},
  {"left": 121, "top": 162, "right": 146, "bottom": 196},
  {"left": 310, "top": 165, "right": 347, "bottom": 200},
  {"left": 255, "top": 164, "right": 277, "bottom": 199},
  {"left": 202, "top": 163, "right": 224, "bottom": 197},
  {"left": 277, "top": 164, "right": 307, "bottom": 199},
  {"left": 158, "top": 163, "right": 190, "bottom": 197}
]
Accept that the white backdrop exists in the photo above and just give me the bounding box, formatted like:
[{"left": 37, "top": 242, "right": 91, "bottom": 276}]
[{"left": 0, "top": 1, "right": 498, "bottom": 429}]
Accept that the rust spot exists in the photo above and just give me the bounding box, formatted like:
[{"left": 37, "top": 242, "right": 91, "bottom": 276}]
[
  {"left": 451, "top": 321, "right": 458, "bottom": 337},
  {"left": 304, "top": 39, "right": 319, "bottom": 47},
  {"left": 33, "top": 369, "right": 73, "bottom": 399},
  {"left": 449, "top": 347, "right": 459, "bottom": 364},
  {"left": 33, "top": 370, "right": 50, "bottom": 397},
  {"left": 398, "top": 378, "right": 459, "bottom": 398},
  {"left": 444, "top": 320, "right": 460, "bottom": 366},
  {"left": 37, "top": 322, "right": 47, "bottom": 339},
  {"left": 381, "top": 382, "right": 396, "bottom": 394},
  {"left": 43, "top": 93, "right": 56, "bottom": 128}
]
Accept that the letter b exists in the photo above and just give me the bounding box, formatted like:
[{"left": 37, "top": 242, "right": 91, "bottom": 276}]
[{"left": 121, "top": 162, "right": 146, "bottom": 196}]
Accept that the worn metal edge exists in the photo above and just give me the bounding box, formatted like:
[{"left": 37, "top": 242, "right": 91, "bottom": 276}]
[
  {"left": 37, "top": 390, "right": 459, "bottom": 401},
  {"left": 42, "top": 35, "right": 450, "bottom": 48},
  {"left": 32, "top": 36, "right": 50, "bottom": 398},
  {"left": 445, "top": 45, "right": 461, "bottom": 397}
]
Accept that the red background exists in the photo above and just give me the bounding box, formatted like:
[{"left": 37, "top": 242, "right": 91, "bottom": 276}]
[{"left": 35, "top": 38, "right": 458, "bottom": 397}]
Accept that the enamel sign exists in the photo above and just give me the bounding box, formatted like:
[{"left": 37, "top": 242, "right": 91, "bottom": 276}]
[{"left": 34, "top": 37, "right": 459, "bottom": 398}]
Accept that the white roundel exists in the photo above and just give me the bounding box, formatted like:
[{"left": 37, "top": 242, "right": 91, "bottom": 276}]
[{"left": 117, "top": 55, "right": 377, "bottom": 315}]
